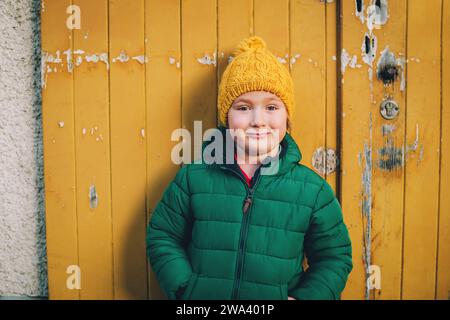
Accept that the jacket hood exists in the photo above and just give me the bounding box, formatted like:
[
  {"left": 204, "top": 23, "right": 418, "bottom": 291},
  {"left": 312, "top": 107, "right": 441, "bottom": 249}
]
[{"left": 200, "top": 126, "right": 302, "bottom": 176}]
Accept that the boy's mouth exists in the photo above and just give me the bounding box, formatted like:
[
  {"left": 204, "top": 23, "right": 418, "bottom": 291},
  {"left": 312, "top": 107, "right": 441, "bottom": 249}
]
[{"left": 246, "top": 132, "right": 270, "bottom": 139}]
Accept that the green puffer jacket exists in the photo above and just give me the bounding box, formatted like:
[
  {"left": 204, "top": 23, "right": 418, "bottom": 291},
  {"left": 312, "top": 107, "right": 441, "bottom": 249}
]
[{"left": 146, "top": 126, "right": 352, "bottom": 300}]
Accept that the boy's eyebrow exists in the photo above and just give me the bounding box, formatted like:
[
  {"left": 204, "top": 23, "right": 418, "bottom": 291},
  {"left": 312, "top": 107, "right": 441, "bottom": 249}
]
[{"left": 233, "top": 97, "right": 280, "bottom": 104}]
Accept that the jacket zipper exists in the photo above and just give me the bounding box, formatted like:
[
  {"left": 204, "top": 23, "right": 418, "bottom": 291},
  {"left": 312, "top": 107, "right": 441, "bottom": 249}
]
[{"left": 220, "top": 165, "right": 262, "bottom": 299}]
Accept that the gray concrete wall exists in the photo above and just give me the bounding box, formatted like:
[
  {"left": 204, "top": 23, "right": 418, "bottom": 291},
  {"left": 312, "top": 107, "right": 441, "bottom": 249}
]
[{"left": 0, "top": 0, "right": 47, "bottom": 298}]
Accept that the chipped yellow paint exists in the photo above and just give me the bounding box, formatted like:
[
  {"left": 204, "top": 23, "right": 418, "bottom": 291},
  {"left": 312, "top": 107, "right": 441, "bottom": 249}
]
[
  {"left": 181, "top": 0, "right": 217, "bottom": 155},
  {"left": 325, "top": 0, "right": 338, "bottom": 192},
  {"left": 73, "top": 0, "right": 114, "bottom": 299},
  {"left": 217, "top": 0, "right": 254, "bottom": 128},
  {"left": 145, "top": 0, "right": 182, "bottom": 300},
  {"left": 402, "top": 0, "right": 442, "bottom": 300},
  {"left": 109, "top": 0, "right": 148, "bottom": 300},
  {"left": 41, "top": 0, "right": 79, "bottom": 300},
  {"left": 42, "top": 0, "right": 450, "bottom": 300},
  {"left": 340, "top": 0, "right": 367, "bottom": 299},
  {"left": 366, "top": 0, "right": 406, "bottom": 300},
  {"left": 291, "top": 0, "right": 327, "bottom": 180}
]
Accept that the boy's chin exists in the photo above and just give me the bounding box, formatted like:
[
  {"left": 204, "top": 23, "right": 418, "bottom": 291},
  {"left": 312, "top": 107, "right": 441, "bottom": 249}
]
[{"left": 242, "top": 144, "right": 277, "bottom": 157}]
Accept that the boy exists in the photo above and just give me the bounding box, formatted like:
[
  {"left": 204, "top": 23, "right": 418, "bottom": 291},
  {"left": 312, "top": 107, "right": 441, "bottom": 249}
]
[{"left": 147, "top": 36, "right": 352, "bottom": 300}]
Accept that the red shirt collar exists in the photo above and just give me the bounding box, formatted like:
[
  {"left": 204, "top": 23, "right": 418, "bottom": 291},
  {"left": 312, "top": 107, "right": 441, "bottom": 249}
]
[{"left": 234, "top": 151, "right": 252, "bottom": 186}]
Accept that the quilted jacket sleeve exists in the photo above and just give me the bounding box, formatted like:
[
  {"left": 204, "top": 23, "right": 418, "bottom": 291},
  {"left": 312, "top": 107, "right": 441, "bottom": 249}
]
[
  {"left": 290, "top": 180, "right": 353, "bottom": 300},
  {"left": 146, "top": 164, "right": 193, "bottom": 300}
]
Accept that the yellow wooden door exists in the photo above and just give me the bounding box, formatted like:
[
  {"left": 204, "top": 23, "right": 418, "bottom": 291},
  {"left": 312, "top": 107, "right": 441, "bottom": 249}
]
[{"left": 41, "top": 0, "right": 450, "bottom": 300}]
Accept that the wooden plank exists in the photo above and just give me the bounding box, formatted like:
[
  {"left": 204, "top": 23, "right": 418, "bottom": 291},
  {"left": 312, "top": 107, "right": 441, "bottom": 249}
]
[
  {"left": 145, "top": 0, "right": 182, "bottom": 300},
  {"left": 72, "top": 0, "right": 113, "bottom": 299},
  {"left": 290, "top": 0, "right": 326, "bottom": 175},
  {"left": 254, "top": 0, "right": 290, "bottom": 100},
  {"left": 339, "top": 0, "right": 371, "bottom": 300},
  {"left": 325, "top": 0, "right": 338, "bottom": 191},
  {"left": 367, "top": 0, "right": 407, "bottom": 300},
  {"left": 181, "top": 0, "right": 217, "bottom": 159},
  {"left": 109, "top": 0, "right": 147, "bottom": 299},
  {"left": 255, "top": 0, "right": 289, "bottom": 60},
  {"left": 217, "top": 0, "right": 253, "bottom": 126},
  {"left": 436, "top": 0, "right": 450, "bottom": 300},
  {"left": 41, "top": 0, "right": 80, "bottom": 300},
  {"left": 402, "top": 0, "right": 442, "bottom": 300}
]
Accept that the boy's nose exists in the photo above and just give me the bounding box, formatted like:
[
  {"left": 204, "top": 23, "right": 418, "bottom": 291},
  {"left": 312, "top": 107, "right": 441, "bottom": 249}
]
[{"left": 250, "top": 107, "right": 266, "bottom": 126}]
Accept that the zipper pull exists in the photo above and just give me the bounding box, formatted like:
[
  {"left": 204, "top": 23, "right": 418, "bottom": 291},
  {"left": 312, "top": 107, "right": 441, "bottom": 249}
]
[{"left": 243, "top": 196, "right": 252, "bottom": 214}]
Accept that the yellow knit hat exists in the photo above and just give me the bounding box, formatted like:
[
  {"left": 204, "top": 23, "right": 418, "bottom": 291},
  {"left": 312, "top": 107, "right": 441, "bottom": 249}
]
[{"left": 217, "top": 36, "right": 295, "bottom": 128}]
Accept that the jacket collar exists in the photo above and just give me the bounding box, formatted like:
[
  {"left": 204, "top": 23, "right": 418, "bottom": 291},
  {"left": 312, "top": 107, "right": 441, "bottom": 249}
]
[{"left": 200, "top": 126, "right": 302, "bottom": 176}]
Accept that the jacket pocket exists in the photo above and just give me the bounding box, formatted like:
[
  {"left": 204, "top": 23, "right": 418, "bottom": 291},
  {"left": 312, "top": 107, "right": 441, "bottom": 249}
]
[
  {"left": 279, "top": 284, "right": 288, "bottom": 300},
  {"left": 181, "top": 273, "right": 198, "bottom": 300}
]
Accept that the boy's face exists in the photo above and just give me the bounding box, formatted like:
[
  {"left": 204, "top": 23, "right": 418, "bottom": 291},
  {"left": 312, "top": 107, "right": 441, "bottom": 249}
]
[{"left": 227, "top": 91, "right": 288, "bottom": 158}]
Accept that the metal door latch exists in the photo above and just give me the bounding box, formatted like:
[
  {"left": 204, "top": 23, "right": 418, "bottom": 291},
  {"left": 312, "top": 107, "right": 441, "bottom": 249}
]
[{"left": 380, "top": 98, "right": 399, "bottom": 120}]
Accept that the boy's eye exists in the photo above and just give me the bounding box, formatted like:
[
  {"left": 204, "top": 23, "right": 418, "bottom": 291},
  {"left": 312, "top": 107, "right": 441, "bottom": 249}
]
[
  {"left": 237, "top": 105, "right": 250, "bottom": 111},
  {"left": 267, "top": 104, "right": 278, "bottom": 110}
]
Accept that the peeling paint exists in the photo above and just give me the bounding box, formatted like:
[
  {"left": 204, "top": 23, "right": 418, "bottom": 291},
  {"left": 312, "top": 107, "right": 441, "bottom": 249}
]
[
  {"left": 396, "top": 56, "right": 406, "bottom": 91},
  {"left": 378, "top": 136, "right": 403, "bottom": 171},
  {"left": 85, "top": 54, "right": 100, "bottom": 63},
  {"left": 228, "top": 56, "right": 234, "bottom": 64},
  {"left": 289, "top": 53, "right": 301, "bottom": 67},
  {"left": 99, "top": 53, "right": 109, "bottom": 69},
  {"left": 403, "top": 123, "right": 425, "bottom": 166},
  {"left": 366, "top": 0, "right": 389, "bottom": 31},
  {"left": 381, "top": 124, "right": 395, "bottom": 136},
  {"left": 113, "top": 51, "right": 130, "bottom": 63},
  {"left": 361, "top": 112, "right": 373, "bottom": 300},
  {"left": 312, "top": 147, "right": 339, "bottom": 175},
  {"left": 89, "top": 185, "right": 98, "bottom": 209},
  {"left": 362, "top": 33, "right": 377, "bottom": 66},
  {"left": 377, "top": 122, "right": 425, "bottom": 171},
  {"left": 63, "top": 49, "right": 73, "bottom": 72},
  {"left": 169, "top": 56, "right": 181, "bottom": 68},
  {"left": 361, "top": 33, "right": 377, "bottom": 102},
  {"left": 132, "top": 55, "right": 148, "bottom": 64},
  {"left": 407, "top": 123, "right": 420, "bottom": 152},
  {"left": 356, "top": 0, "right": 389, "bottom": 30},
  {"left": 277, "top": 54, "right": 289, "bottom": 64},
  {"left": 41, "top": 51, "right": 49, "bottom": 89},
  {"left": 341, "top": 49, "right": 360, "bottom": 74},
  {"left": 75, "top": 56, "right": 83, "bottom": 67},
  {"left": 376, "top": 46, "right": 398, "bottom": 85},
  {"left": 197, "top": 53, "right": 217, "bottom": 66},
  {"left": 141, "top": 128, "right": 145, "bottom": 138},
  {"left": 82, "top": 128, "right": 86, "bottom": 136},
  {"left": 57, "top": 121, "right": 64, "bottom": 128},
  {"left": 308, "top": 58, "right": 319, "bottom": 68},
  {"left": 355, "top": 0, "right": 365, "bottom": 24}
]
